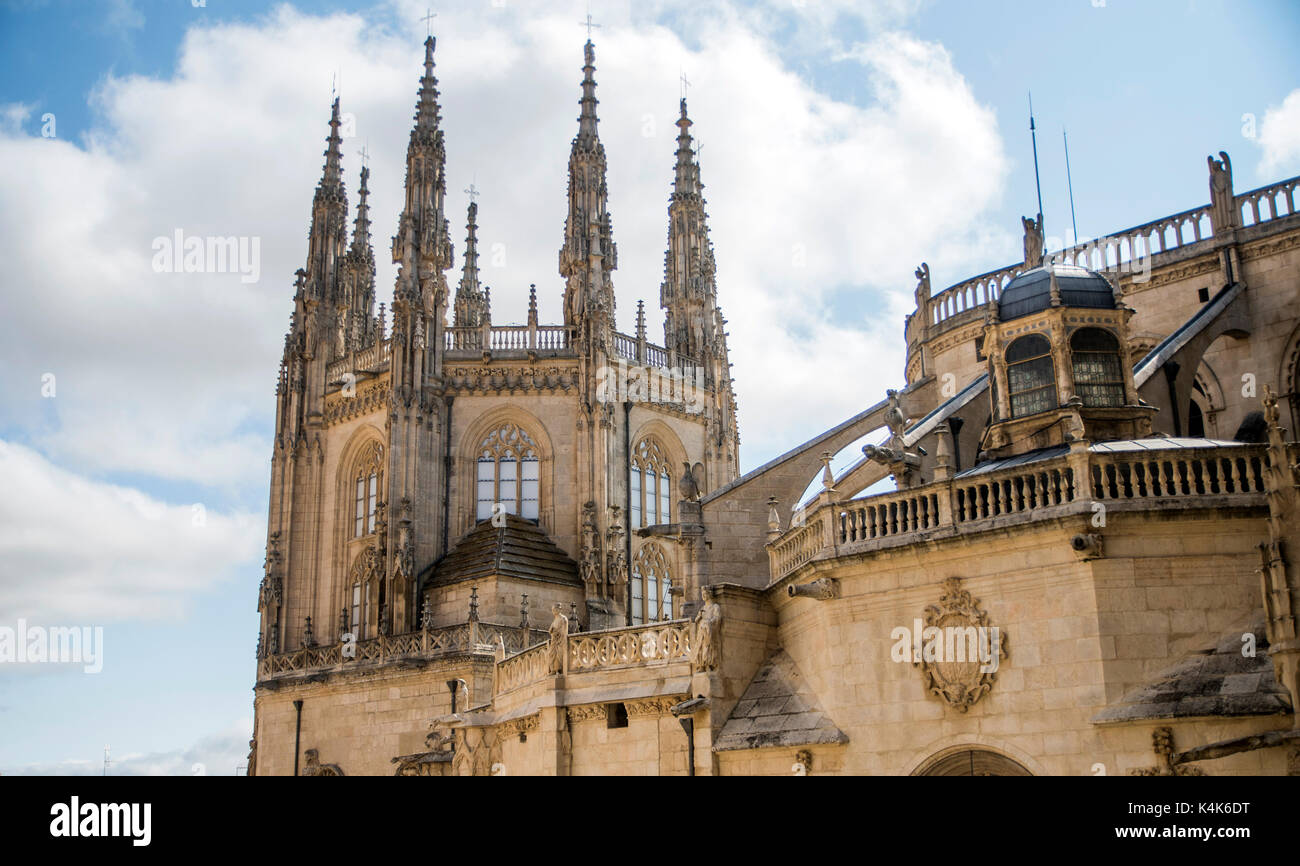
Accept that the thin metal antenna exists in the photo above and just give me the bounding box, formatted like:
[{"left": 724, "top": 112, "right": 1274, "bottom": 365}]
[
  {"left": 1028, "top": 92, "right": 1044, "bottom": 223},
  {"left": 103, "top": 744, "right": 111, "bottom": 776},
  {"left": 1064, "top": 126, "right": 1079, "bottom": 246}
]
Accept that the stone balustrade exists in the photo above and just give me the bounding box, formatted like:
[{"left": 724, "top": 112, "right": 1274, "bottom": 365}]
[
  {"left": 1090, "top": 447, "right": 1267, "bottom": 501},
  {"left": 1237, "top": 177, "right": 1299, "bottom": 227},
  {"left": 326, "top": 337, "right": 392, "bottom": 383},
  {"left": 925, "top": 174, "right": 1299, "bottom": 331},
  {"left": 492, "top": 619, "right": 694, "bottom": 696},
  {"left": 493, "top": 641, "right": 551, "bottom": 695},
  {"left": 568, "top": 620, "right": 693, "bottom": 672},
  {"left": 256, "top": 621, "right": 545, "bottom": 681},
  {"left": 770, "top": 443, "right": 1273, "bottom": 582},
  {"left": 444, "top": 324, "right": 570, "bottom": 353}
]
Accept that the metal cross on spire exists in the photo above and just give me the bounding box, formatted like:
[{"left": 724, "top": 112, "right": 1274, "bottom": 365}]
[
  {"left": 358, "top": 142, "right": 370, "bottom": 169},
  {"left": 420, "top": 7, "right": 437, "bottom": 36},
  {"left": 464, "top": 182, "right": 480, "bottom": 203},
  {"left": 580, "top": 8, "right": 600, "bottom": 40},
  {"left": 680, "top": 71, "right": 691, "bottom": 100}
]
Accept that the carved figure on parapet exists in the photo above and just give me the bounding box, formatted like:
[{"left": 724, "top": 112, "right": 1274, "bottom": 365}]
[
  {"left": 692, "top": 586, "right": 721, "bottom": 673},
  {"left": 679, "top": 462, "right": 701, "bottom": 502},
  {"left": 547, "top": 603, "right": 569, "bottom": 675},
  {"left": 1208, "top": 150, "right": 1236, "bottom": 234},
  {"left": 914, "top": 262, "right": 931, "bottom": 313},
  {"left": 1022, "top": 213, "right": 1044, "bottom": 267}
]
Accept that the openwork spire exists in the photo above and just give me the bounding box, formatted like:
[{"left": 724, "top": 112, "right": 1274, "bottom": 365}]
[
  {"left": 576, "top": 40, "right": 600, "bottom": 148},
  {"left": 321, "top": 97, "right": 344, "bottom": 191},
  {"left": 559, "top": 39, "right": 617, "bottom": 327},
  {"left": 413, "top": 36, "right": 441, "bottom": 139},
  {"left": 661, "top": 97, "right": 719, "bottom": 358},
  {"left": 454, "top": 200, "right": 487, "bottom": 328},
  {"left": 673, "top": 98, "right": 700, "bottom": 198},
  {"left": 351, "top": 165, "right": 373, "bottom": 257}
]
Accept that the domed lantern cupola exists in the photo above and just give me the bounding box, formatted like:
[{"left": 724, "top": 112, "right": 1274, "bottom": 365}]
[{"left": 980, "top": 248, "right": 1154, "bottom": 460}]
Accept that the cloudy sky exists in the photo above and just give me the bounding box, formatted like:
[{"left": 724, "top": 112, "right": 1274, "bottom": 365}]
[{"left": 1, "top": 0, "right": 1297, "bottom": 774}]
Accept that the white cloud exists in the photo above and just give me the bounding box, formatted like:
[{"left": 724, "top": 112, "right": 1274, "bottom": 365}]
[
  {"left": 1, "top": 717, "right": 253, "bottom": 776},
  {"left": 0, "top": 2, "right": 1007, "bottom": 486},
  {"left": 0, "top": 102, "right": 31, "bottom": 135},
  {"left": 1255, "top": 89, "right": 1300, "bottom": 179},
  {"left": 0, "top": 442, "right": 261, "bottom": 623}
]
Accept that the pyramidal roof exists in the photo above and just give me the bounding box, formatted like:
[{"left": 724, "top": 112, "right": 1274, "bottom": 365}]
[
  {"left": 714, "top": 649, "right": 849, "bottom": 752},
  {"left": 422, "top": 514, "right": 581, "bottom": 588}
]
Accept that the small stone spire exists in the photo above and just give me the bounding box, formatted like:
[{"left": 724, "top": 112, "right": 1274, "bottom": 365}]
[
  {"left": 528, "top": 284, "right": 538, "bottom": 328},
  {"left": 576, "top": 40, "right": 600, "bottom": 148},
  {"left": 351, "top": 165, "right": 372, "bottom": 255},
  {"left": 635, "top": 299, "right": 647, "bottom": 342},
  {"left": 454, "top": 200, "right": 486, "bottom": 328},
  {"left": 673, "top": 98, "right": 700, "bottom": 198},
  {"left": 414, "top": 36, "right": 441, "bottom": 135},
  {"left": 559, "top": 38, "right": 618, "bottom": 328},
  {"left": 322, "top": 97, "right": 344, "bottom": 190}
]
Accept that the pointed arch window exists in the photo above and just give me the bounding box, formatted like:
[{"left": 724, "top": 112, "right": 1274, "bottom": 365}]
[
  {"left": 476, "top": 423, "right": 541, "bottom": 522},
  {"left": 1006, "top": 334, "right": 1056, "bottom": 418},
  {"left": 631, "top": 543, "right": 675, "bottom": 625},
  {"left": 353, "top": 442, "right": 384, "bottom": 538},
  {"left": 630, "top": 438, "right": 671, "bottom": 530},
  {"left": 347, "top": 546, "right": 380, "bottom": 641},
  {"left": 1071, "top": 328, "right": 1125, "bottom": 408}
]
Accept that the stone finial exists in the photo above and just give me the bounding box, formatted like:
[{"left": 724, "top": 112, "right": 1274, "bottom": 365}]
[
  {"left": 519, "top": 593, "right": 529, "bottom": 630},
  {"left": 469, "top": 586, "right": 480, "bottom": 622},
  {"left": 933, "top": 422, "right": 954, "bottom": 482},
  {"left": 303, "top": 615, "right": 315, "bottom": 647},
  {"left": 766, "top": 496, "right": 781, "bottom": 539},
  {"left": 819, "top": 450, "right": 835, "bottom": 491}
]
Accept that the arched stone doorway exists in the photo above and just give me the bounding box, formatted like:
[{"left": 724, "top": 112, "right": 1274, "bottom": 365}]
[{"left": 913, "top": 748, "right": 1032, "bottom": 776}]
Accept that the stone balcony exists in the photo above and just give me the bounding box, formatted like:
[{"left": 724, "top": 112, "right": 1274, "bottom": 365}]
[
  {"left": 492, "top": 619, "right": 694, "bottom": 699},
  {"left": 768, "top": 439, "right": 1279, "bottom": 582},
  {"left": 256, "top": 620, "right": 546, "bottom": 684}
]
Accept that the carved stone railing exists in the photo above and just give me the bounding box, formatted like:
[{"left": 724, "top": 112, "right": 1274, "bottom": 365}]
[
  {"left": 770, "top": 443, "right": 1271, "bottom": 581},
  {"left": 929, "top": 262, "right": 1025, "bottom": 329},
  {"left": 1237, "top": 177, "right": 1299, "bottom": 228},
  {"left": 925, "top": 174, "right": 1299, "bottom": 331},
  {"left": 493, "top": 642, "right": 551, "bottom": 695},
  {"left": 610, "top": 332, "right": 694, "bottom": 371},
  {"left": 770, "top": 515, "right": 825, "bottom": 577},
  {"left": 326, "top": 337, "right": 393, "bottom": 383},
  {"left": 1090, "top": 447, "right": 1267, "bottom": 500},
  {"left": 492, "top": 619, "right": 694, "bottom": 696},
  {"left": 839, "top": 488, "right": 943, "bottom": 542},
  {"left": 256, "top": 621, "right": 544, "bottom": 681},
  {"left": 444, "top": 324, "right": 571, "bottom": 353},
  {"left": 952, "top": 463, "right": 1075, "bottom": 523},
  {"left": 568, "top": 620, "right": 693, "bottom": 673}
]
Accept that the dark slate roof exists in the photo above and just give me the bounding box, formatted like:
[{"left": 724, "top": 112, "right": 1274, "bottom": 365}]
[
  {"left": 998, "top": 263, "right": 1116, "bottom": 321},
  {"left": 714, "top": 650, "right": 849, "bottom": 752},
  {"left": 1093, "top": 620, "right": 1293, "bottom": 724},
  {"left": 421, "top": 514, "right": 582, "bottom": 588}
]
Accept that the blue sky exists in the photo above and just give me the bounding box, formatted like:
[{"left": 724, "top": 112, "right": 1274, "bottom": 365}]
[{"left": 1, "top": 0, "right": 1297, "bottom": 774}]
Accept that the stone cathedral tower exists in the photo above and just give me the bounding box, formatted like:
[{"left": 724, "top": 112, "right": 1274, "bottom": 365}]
[{"left": 253, "top": 34, "right": 740, "bottom": 772}]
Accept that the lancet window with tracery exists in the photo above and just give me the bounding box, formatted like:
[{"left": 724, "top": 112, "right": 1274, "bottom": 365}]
[
  {"left": 475, "top": 423, "right": 541, "bottom": 522},
  {"left": 630, "top": 542, "right": 675, "bottom": 625},
  {"left": 630, "top": 438, "right": 671, "bottom": 530}
]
